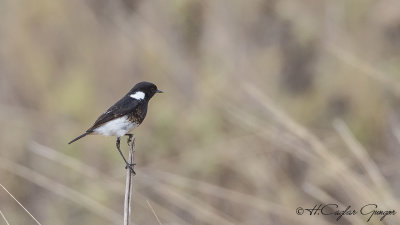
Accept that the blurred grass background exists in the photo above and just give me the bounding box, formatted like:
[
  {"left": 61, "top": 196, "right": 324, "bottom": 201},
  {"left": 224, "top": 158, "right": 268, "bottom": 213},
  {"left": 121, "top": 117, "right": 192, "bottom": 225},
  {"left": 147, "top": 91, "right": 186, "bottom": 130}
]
[{"left": 1, "top": 0, "right": 400, "bottom": 224}]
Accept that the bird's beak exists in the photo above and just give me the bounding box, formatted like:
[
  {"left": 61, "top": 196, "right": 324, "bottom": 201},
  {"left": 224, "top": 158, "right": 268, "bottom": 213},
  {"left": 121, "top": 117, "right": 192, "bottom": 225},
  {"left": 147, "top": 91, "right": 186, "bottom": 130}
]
[{"left": 156, "top": 89, "right": 164, "bottom": 93}]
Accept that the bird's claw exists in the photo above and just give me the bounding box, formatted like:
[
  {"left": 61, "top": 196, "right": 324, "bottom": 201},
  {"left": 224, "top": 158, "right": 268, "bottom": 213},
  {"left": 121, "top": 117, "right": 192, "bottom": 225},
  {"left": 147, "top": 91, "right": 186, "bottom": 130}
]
[{"left": 125, "top": 163, "right": 136, "bottom": 175}]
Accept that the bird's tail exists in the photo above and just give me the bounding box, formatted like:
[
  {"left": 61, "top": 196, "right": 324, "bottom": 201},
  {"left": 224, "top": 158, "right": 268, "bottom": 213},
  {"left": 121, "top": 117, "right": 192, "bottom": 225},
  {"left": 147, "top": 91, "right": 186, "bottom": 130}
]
[{"left": 68, "top": 132, "right": 90, "bottom": 144}]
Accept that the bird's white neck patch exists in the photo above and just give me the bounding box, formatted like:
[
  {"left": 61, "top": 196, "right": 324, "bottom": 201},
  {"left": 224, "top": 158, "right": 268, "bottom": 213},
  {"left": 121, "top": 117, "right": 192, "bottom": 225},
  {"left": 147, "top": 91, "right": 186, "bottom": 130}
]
[{"left": 130, "top": 91, "right": 145, "bottom": 100}]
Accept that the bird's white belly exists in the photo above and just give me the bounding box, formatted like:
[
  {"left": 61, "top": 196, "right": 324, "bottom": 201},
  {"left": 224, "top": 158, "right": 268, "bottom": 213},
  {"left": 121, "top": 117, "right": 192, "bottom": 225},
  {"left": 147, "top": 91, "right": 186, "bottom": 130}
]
[{"left": 93, "top": 116, "right": 138, "bottom": 137}]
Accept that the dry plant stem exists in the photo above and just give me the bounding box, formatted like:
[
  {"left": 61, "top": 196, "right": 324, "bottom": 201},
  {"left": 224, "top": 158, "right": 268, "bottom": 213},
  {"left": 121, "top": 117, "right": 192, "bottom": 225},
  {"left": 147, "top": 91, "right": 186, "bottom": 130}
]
[
  {"left": 124, "top": 135, "right": 135, "bottom": 225},
  {"left": 0, "top": 183, "right": 42, "bottom": 225},
  {"left": 0, "top": 210, "right": 10, "bottom": 225},
  {"left": 146, "top": 200, "right": 163, "bottom": 225},
  {"left": 0, "top": 161, "right": 121, "bottom": 224}
]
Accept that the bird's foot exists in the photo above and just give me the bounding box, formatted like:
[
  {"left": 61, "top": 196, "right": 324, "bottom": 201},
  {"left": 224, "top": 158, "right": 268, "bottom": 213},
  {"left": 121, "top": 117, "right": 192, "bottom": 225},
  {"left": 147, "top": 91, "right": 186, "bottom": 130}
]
[{"left": 125, "top": 163, "right": 136, "bottom": 175}]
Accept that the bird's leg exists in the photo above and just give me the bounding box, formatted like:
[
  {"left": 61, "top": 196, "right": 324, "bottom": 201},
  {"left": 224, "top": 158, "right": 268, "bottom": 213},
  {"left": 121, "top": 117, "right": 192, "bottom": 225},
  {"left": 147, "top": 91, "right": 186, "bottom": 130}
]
[
  {"left": 116, "top": 137, "right": 135, "bottom": 174},
  {"left": 125, "top": 134, "right": 136, "bottom": 174}
]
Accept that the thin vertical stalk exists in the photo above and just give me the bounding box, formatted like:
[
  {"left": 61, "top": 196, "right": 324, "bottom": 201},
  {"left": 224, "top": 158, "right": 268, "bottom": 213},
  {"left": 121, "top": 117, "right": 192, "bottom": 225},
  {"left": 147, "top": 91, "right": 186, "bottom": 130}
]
[{"left": 124, "top": 136, "right": 135, "bottom": 225}]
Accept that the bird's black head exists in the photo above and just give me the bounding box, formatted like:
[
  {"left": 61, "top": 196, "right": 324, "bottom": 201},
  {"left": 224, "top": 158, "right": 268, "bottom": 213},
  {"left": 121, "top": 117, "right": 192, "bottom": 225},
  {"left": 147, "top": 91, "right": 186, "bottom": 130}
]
[{"left": 128, "top": 81, "right": 163, "bottom": 101}]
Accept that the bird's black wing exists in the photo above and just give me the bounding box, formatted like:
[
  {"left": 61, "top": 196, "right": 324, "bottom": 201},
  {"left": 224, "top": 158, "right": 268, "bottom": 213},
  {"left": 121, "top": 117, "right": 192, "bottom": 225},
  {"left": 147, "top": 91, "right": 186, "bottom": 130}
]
[{"left": 87, "top": 96, "right": 139, "bottom": 131}]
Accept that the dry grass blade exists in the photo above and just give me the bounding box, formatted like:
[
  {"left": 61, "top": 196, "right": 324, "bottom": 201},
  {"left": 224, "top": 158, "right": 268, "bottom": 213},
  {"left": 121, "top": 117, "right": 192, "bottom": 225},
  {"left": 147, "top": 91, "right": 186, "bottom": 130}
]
[
  {"left": 242, "top": 85, "right": 372, "bottom": 192},
  {"left": 0, "top": 210, "right": 10, "bottom": 225},
  {"left": 29, "top": 142, "right": 185, "bottom": 225},
  {"left": 243, "top": 84, "right": 333, "bottom": 159},
  {"left": 146, "top": 200, "right": 162, "bottom": 225},
  {"left": 147, "top": 170, "right": 285, "bottom": 212},
  {"left": 325, "top": 44, "right": 400, "bottom": 98},
  {"left": 241, "top": 84, "right": 400, "bottom": 221},
  {"left": 0, "top": 158, "right": 122, "bottom": 225},
  {"left": 140, "top": 175, "right": 237, "bottom": 225},
  {"left": 134, "top": 194, "right": 189, "bottom": 225},
  {"left": 333, "top": 119, "right": 398, "bottom": 208},
  {"left": 221, "top": 100, "right": 317, "bottom": 162},
  {"left": 302, "top": 183, "right": 366, "bottom": 225},
  {"left": 0, "top": 183, "right": 41, "bottom": 225},
  {"left": 29, "top": 142, "right": 124, "bottom": 193},
  {"left": 145, "top": 170, "right": 333, "bottom": 225},
  {"left": 29, "top": 142, "right": 100, "bottom": 177}
]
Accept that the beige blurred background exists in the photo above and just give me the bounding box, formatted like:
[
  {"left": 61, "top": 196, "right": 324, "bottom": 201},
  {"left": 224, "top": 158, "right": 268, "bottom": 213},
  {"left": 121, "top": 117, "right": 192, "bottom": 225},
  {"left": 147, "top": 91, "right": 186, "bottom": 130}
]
[{"left": 1, "top": 0, "right": 400, "bottom": 224}]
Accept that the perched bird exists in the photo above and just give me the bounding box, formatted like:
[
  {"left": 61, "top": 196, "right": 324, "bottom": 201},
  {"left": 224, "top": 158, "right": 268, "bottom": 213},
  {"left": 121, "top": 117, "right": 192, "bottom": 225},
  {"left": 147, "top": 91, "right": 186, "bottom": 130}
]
[{"left": 68, "top": 81, "right": 163, "bottom": 173}]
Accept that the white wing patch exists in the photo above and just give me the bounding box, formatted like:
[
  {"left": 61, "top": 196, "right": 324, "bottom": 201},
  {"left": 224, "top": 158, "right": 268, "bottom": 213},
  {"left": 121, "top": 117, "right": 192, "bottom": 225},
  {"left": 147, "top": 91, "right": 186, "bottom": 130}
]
[
  {"left": 130, "top": 91, "right": 145, "bottom": 100},
  {"left": 93, "top": 116, "right": 138, "bottom": 137}
]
